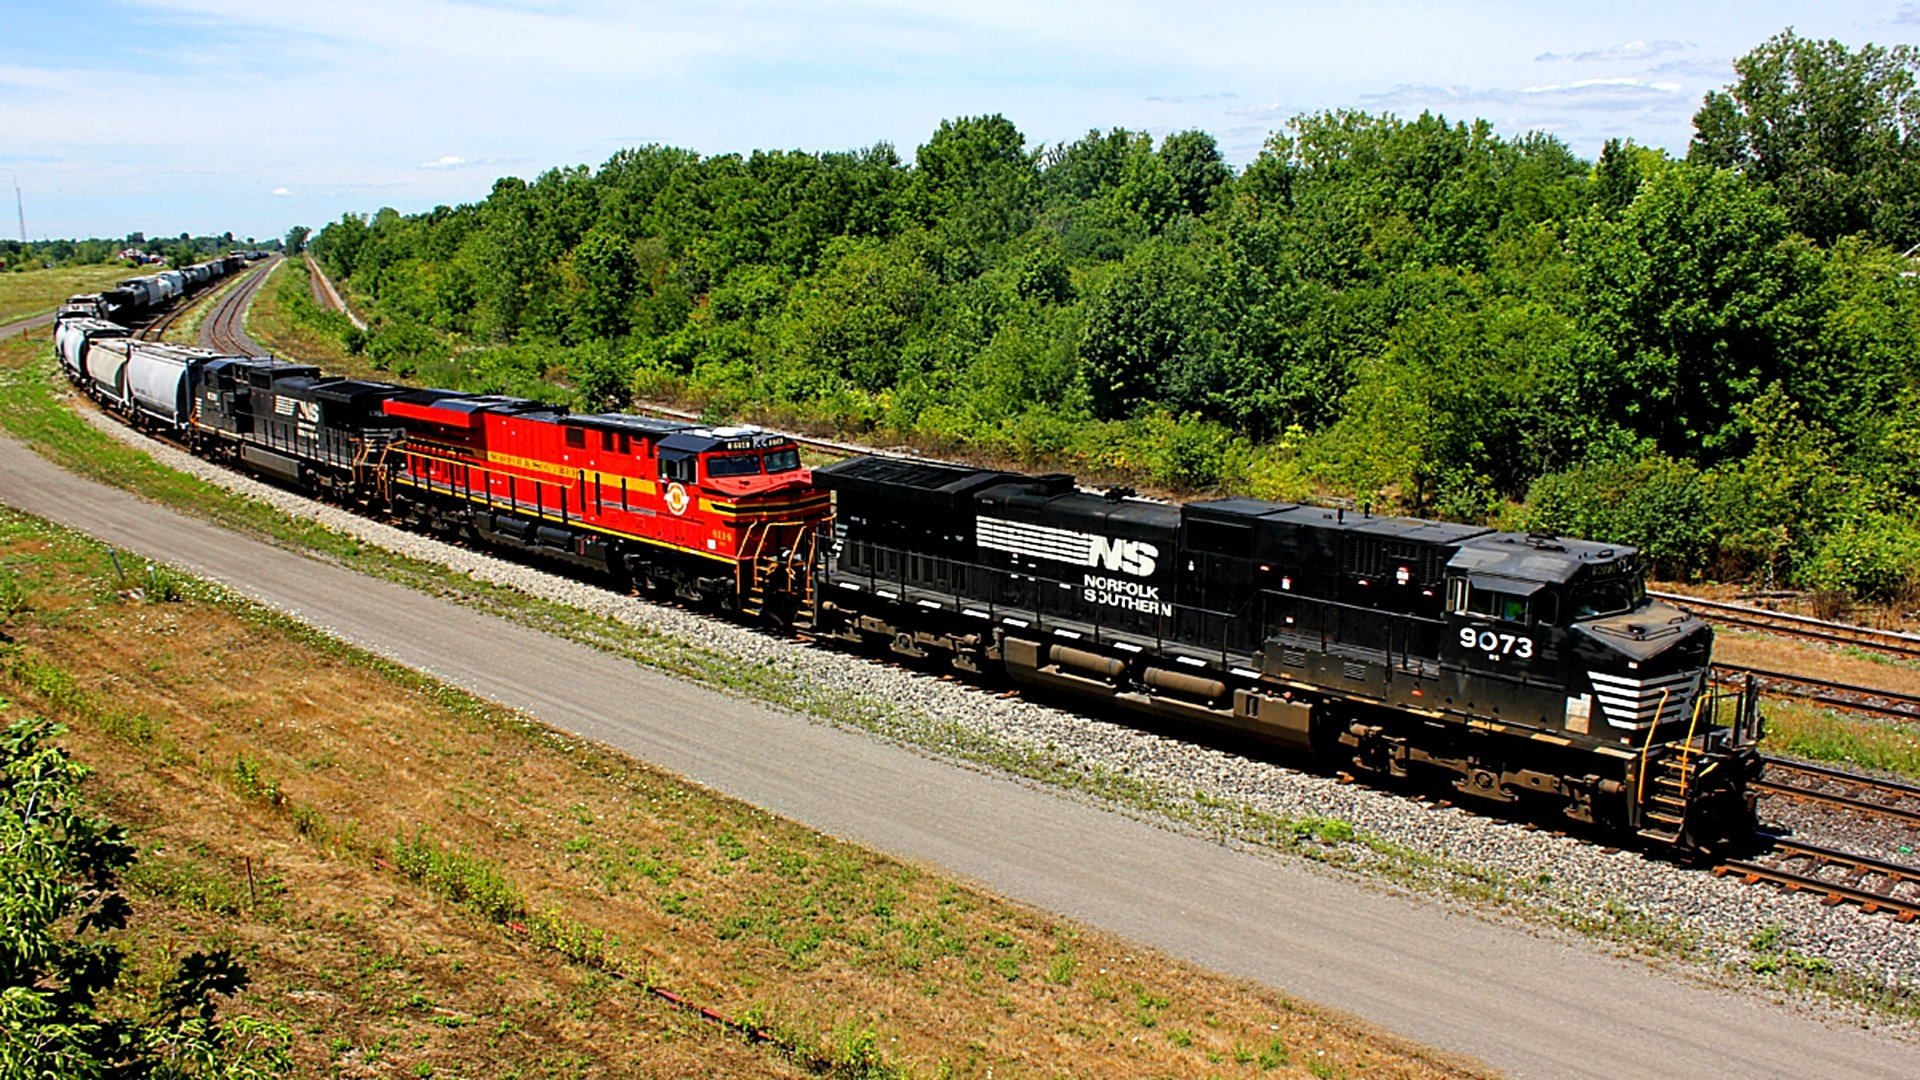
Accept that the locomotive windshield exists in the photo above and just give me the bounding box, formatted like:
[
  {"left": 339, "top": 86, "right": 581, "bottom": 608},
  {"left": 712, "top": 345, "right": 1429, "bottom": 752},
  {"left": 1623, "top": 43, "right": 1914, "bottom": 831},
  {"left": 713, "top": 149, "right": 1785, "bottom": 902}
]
[
  {"left": 707, "top": 453, "right": 762, "bottom": 477},
  {"left": 1570, "top": 573, "right": 1646, "bottom": 620},
  {"left": 765, "top": 448, "right": 801, "bottom": 473}
]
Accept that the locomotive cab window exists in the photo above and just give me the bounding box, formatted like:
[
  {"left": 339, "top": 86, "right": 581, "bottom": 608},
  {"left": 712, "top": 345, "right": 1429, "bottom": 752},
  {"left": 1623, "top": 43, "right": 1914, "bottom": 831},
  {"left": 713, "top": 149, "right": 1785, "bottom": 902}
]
[
  {"left": 659, "top": 453, "right": 695, "bottom": 483},
  {"left": 706, "top": 453, "right": 763, "bottom": 478},
  {"left": 765, "top": 448, "right": 802, "bottom": 473},
  {"left": 564, "top": 427, "right": 586, "bottom": 450},
  {"left": 1454, "top": 578, "right": 1534, "bottom": 624},
  {"left": 1570, "top": 575, "right": 1644, "bottom": 620}
]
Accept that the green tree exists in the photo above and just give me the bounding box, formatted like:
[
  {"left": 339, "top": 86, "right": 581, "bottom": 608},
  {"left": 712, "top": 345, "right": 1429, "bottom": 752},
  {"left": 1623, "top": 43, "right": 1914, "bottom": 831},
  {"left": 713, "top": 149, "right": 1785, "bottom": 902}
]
[
  {"left": 1690, "top": 29, "right": 1920, "bottom": 244},
  {"left": 0, "top": 711, "right": 290, "bottom": 1077},
  {"left": 283, "top": 225, "right": 310, "bottom": 254},
  {"left": 912, "top": 115, "right": 1037, "bottom": 253},
  {"left": 1159, "top": 129, "right": 1232, "bottom": 217},
  {"left": 1567, "top": 158, "right": 1804, "bottom": 455},
  {"left": 565, "top": 224, "right": 640, "bottom": 342}
]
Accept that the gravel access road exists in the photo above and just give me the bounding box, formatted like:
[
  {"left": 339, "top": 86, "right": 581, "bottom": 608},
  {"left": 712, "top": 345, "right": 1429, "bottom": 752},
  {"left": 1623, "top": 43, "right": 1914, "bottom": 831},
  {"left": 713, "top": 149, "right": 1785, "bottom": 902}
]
[
  {"left": 0, "top": 311, "right": 56, "bottom": 341},
  {"left": 1, "top": 431, "right": 1916, "bottom": 1078}
]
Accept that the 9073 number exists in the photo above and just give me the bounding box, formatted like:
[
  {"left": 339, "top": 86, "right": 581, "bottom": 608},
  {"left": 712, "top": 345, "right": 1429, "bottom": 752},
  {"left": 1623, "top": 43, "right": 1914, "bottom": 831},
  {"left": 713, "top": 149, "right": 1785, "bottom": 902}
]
[{"left": 1460, "top": 627, "right": 1535, "bottom": 659}]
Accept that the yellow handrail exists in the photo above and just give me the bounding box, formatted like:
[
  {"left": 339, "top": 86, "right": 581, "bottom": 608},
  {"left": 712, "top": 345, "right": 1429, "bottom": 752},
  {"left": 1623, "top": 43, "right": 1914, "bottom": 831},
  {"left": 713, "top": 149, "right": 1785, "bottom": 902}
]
[
  {"left": 1676, "top": 686, "right": 1709, "bottom": 799},
  {"left": 1635, "top": 687, "right": 1672, "bottom": 808}
]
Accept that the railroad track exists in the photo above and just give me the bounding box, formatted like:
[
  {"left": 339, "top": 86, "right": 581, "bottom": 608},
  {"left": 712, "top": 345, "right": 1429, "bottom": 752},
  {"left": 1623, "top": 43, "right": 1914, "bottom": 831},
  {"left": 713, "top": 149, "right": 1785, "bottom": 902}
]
[
  {"left": 1714, "top": 662, "right": 1920, "bottom": 723},
  {"left": 1717, "top": 835, "right": 1920, "bottom": 921},
  {"left": 199, "top": 256, "right": 278, "bottom": 354},
  {"left": 1757, "top": 757, "right": 1920, "bottom": 828},
  {"left": 1655, "top": 590, "right": 1920, "bottom": 661}
]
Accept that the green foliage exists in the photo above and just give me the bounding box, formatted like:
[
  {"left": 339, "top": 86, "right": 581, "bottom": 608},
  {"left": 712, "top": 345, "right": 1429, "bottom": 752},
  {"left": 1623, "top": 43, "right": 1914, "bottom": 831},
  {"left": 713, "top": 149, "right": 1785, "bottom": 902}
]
[
  {"left": 303, "top": 38, "right": 1920, "bottom": 600},
  {"left": 0, "top": 709, "right": 291, "bottom": 1077},
  {"left": 1691, "top": 30, "right": 1920, "bottom": 245},
  {"left": 1519, "top": 453, "right": 1713, "bottom": 577},
  {"left": 391, "top": 828, "right": 526, "bottom": 925}
]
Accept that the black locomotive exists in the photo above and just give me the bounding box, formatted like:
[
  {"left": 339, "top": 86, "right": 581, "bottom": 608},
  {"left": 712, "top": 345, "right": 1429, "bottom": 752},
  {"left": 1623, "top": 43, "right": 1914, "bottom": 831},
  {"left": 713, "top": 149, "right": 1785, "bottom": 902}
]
[{"left": 813, "top": 456, "right": 1762, "bottom": 851}]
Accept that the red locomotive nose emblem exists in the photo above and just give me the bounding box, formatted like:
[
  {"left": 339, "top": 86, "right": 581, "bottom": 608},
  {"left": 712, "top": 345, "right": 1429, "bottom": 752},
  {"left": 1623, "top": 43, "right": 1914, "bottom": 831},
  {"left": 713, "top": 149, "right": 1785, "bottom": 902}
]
[{"left": 665, "top": 482, "right": 690, "bottom": 516}]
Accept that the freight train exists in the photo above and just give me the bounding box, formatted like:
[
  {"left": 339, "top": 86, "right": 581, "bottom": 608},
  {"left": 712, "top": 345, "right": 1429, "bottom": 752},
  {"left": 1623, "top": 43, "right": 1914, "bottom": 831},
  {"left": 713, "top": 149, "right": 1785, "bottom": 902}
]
[
  {"left": 46, "top": 322, "right": 1765, "bottom": 853},
  {"left": 56, "top": 252, "right": 256, "bottom": 326}
]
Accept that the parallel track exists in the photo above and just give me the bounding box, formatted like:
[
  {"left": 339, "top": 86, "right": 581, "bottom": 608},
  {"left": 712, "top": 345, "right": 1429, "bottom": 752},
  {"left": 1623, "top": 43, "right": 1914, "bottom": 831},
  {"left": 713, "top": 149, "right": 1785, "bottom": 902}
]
[
  {"left": 1655, "top": 590, "right": 1920, "bottom": 660},
  {"left": 1756, "top": 757, "right": 1920, "bottom": 828},
  {"left": 1715, "top": 662, "right": 1920, "bottom": 723},
  {"left": 198, "top": 256, "right": 278, "bottom": 354},
  {"left": 1716, "top": 836, "right": 1920, "bottom": 921}
]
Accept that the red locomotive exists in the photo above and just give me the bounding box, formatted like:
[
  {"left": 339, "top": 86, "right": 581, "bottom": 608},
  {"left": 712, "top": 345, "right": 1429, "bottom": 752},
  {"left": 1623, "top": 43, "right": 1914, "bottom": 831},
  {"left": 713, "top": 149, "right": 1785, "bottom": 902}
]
[{"left": 380, "top": 388, "right": 829, "bottom": 617}]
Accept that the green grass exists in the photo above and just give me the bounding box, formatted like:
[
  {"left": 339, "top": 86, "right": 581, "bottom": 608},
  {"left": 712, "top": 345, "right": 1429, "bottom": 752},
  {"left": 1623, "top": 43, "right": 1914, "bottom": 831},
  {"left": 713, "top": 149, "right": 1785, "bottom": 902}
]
[
  {"left": 1763, "top": 701, "right": 1920, "bottom": 779},
  {"left": 0, "top": 263, "right": 135, "bottom": 324}
]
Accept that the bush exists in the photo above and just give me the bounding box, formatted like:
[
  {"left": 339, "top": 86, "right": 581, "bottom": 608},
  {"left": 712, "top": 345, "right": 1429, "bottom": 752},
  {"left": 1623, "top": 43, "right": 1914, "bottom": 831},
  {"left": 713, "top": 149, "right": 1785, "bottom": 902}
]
[
  {"left": 1519, "top": 452, "right": 1713, "bottom": 577},
  {"left": 1801, "top": 511, "right": 1920, "bottom": 603}
]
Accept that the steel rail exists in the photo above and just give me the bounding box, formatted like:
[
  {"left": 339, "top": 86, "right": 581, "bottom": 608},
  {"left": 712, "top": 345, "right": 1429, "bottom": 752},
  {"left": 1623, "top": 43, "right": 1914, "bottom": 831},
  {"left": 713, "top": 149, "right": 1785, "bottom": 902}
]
[
  {"left": 1716, "top": 836, "right": 1920, "bottom": 921},
  {"left": 1756, "top": 757, "right": 1920, "bottom": 828},
  {"left": 1713, "top": 662, "right": 1920, "bottom": 723},
  {"left": 1656, "top": 590, "right": 1920, "bottom": 660}
]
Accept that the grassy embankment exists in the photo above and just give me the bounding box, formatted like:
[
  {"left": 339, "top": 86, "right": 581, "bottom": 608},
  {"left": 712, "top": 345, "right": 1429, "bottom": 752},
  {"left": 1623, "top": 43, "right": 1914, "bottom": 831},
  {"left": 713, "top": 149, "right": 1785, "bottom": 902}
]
[
  {"left": 0, "top": 263, "right": 136, "bottom": 324},
  {"left": 0, "top": 469, "right": 1476, "bottom": 1076},
  {"left": 6, "top": 323, "right": 1919, "bottom": 1022},
  {"left": 249, "top": 256, "right": 360, "bottom": 368}
]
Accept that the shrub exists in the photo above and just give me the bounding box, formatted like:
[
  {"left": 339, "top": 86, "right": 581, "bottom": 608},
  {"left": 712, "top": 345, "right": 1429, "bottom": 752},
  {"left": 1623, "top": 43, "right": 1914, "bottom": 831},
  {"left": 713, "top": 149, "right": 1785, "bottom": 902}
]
[
  {"left": 1801, "top": 510, "right": 1920, "bottom": 603},
  {"left": 1519, "top": 452, "right": 1712, "bottom": 577}
]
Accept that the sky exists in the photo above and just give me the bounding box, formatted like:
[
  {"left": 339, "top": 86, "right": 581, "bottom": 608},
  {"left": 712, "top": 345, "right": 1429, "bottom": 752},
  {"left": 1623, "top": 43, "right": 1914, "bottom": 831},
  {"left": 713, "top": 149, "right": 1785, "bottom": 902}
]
[{"left": 4, "top": 1, "right": 1919, "bottom": 244}]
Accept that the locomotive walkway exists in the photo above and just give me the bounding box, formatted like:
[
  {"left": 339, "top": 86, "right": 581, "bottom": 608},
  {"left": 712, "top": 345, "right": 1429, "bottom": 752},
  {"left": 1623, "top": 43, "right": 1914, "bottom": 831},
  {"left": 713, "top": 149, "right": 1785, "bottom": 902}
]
[{"left": 0, "top": 433, "right": 1915, "bottom": 1078}]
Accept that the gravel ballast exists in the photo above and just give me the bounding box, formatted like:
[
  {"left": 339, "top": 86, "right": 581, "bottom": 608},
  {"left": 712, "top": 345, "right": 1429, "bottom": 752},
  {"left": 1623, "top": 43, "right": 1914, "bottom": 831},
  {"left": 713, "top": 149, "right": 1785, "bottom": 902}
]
[{"left": 75, "top": 404, "right": 1920, "bottom": 1030}]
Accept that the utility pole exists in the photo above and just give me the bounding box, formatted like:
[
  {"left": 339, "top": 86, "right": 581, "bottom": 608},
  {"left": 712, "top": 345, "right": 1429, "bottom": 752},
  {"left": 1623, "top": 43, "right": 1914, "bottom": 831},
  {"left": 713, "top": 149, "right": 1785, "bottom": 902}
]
[{"left": 13, "top": 177, "right": 23, "bottom": 242}]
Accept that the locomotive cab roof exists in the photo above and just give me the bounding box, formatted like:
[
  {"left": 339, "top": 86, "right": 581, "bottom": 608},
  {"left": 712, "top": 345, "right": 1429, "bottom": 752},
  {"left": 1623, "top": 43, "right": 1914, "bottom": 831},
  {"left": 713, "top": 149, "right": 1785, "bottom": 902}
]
[
  {"left": 567, "top": 413, "right": 692, "bottom": 440},
  {"left": 1448, "top": 533, "right": 1635, "bottom": 586}
]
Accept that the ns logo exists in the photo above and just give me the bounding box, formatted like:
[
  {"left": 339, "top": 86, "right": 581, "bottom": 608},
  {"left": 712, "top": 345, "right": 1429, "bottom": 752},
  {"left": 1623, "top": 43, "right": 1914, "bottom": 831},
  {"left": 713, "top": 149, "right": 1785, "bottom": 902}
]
[{"left": 1086, "top": 537, "right": 1158, "bottom": 577}]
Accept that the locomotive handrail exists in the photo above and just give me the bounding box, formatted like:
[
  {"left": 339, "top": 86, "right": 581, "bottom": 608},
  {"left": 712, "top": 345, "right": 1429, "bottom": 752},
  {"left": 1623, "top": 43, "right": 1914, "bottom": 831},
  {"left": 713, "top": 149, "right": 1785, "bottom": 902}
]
[{"left": 1636, "top": 687, "right": 1672, "bottom": 808}]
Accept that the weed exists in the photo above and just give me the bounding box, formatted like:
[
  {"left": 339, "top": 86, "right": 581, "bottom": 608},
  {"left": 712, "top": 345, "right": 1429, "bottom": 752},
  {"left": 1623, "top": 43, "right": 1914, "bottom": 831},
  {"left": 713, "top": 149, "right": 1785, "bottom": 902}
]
[
  {"left": 391, "top": 828, "right": 526, "bottom": 924},
  {"left": 232, "top": 752, "right": 285, "bottom": 807},
  {"left": 1046, "top": 953, "right": 1077, "bottom": 986}
]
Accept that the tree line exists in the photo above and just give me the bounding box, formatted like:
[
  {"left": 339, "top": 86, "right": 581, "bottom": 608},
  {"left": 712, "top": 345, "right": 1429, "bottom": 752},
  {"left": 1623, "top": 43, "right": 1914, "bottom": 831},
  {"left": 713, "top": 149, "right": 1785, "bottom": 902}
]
[{"left": 305, "top": 29, "right": 1920, "bottom": 603}]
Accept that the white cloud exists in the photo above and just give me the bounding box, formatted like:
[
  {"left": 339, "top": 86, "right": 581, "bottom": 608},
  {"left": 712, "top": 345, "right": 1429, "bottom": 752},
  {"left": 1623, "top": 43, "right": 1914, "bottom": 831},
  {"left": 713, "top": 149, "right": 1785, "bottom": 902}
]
[
  {"left": 1523, "top": 77, "right": 1684, "bottom": 97},
  {"left": 1536, "top": 40, "right": 1692, "bottom": 63},
  {"left": 272, "top": 187, "right": 292, "bottom": 196},
  {"left": 419, "top": 155, "right": 467, "bottom": 170}
]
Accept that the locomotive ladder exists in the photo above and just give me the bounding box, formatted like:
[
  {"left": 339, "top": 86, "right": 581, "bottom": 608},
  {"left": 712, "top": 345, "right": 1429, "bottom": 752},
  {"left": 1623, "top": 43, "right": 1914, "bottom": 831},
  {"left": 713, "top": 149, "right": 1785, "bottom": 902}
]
[
  {"left": 736, "top": 520, "right": 771, "bottom": 616},
  {"left": 1637, "top": 691, "right": 1714, "bottom": 841},
  {"left": 735, "top": 518, "right": 823, "bottom": 622}
]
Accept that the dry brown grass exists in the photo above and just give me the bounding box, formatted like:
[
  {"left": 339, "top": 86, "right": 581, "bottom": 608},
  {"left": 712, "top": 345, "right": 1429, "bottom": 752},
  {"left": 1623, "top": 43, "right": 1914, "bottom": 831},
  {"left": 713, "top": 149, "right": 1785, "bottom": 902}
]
[{"left": 0, "top": 516, "right": 1485, "bottom": 1079}]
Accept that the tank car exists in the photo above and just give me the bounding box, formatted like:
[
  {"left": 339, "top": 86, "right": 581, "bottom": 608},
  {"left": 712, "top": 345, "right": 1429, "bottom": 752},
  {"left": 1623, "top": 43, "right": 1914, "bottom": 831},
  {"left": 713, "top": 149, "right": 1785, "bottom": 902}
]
[
  {"left": 53, "top": 318, "right": 128, "bottom": 384},
  {"left": 123, "top": 342, "right": 224, "bottom": 428},
  {"left": 812, "top": 457, "right": 1762, "bottom": 851}
]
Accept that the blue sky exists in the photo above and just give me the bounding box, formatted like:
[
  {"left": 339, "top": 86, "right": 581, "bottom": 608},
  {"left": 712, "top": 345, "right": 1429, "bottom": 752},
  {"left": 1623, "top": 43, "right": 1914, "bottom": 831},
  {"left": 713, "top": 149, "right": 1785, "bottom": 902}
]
[{"left": 4, "top": 1, "right": 1918, "bottom": 243}]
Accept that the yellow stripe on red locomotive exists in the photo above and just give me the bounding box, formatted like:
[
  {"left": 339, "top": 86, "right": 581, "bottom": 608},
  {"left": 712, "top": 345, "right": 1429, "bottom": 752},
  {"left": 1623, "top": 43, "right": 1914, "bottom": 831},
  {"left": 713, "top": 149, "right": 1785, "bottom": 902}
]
[{"left": 380, "top": 388, "right": 830, "bottom": 573}]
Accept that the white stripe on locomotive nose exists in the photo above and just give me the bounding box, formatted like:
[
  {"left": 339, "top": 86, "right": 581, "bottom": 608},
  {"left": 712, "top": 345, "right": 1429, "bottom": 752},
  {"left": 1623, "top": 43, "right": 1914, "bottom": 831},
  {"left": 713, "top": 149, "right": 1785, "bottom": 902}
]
[{"left": 1588, "top": 669, "right": 1702, "bottom": 729}]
